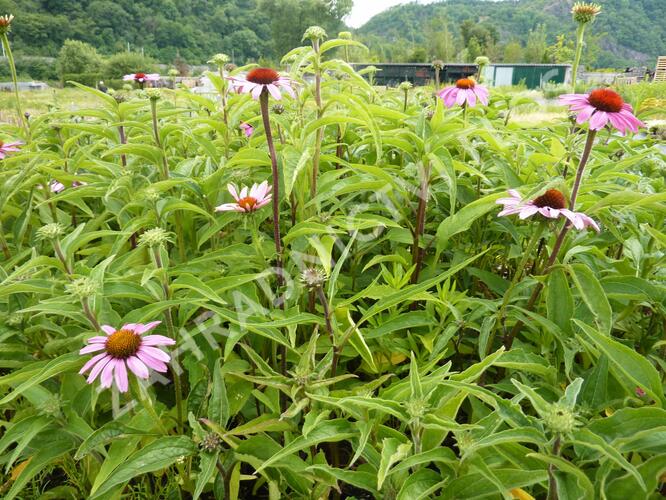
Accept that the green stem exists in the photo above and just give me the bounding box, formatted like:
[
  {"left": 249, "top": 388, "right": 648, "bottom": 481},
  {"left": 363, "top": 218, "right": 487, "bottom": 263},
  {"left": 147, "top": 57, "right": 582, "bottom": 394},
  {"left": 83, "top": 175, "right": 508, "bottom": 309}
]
[
  {"left": 130, "top": 376, "right": 169, "bottom": 434},
  {"left": 1, "top": 33, "right": 28, "bottom": 137},
  {"left": 570, "top": 24, "right": 586, "bottom": 93}
]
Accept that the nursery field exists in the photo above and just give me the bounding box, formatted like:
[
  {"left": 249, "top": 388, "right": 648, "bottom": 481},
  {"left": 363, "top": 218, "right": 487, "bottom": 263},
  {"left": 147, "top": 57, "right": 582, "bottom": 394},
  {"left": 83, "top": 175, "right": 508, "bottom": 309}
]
[{"left": 1, "top": 34, "right": 665, "bottom": 500}]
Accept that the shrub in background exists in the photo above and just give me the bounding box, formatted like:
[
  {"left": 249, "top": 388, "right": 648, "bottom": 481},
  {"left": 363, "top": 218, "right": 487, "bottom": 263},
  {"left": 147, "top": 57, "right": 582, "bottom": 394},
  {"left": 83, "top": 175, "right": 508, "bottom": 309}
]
[
  {"left": 102, "top": 51, "right": 157, "bottom": 80},
  {"left": 56, "top": 39, "right": 102, "bottom": 78}
]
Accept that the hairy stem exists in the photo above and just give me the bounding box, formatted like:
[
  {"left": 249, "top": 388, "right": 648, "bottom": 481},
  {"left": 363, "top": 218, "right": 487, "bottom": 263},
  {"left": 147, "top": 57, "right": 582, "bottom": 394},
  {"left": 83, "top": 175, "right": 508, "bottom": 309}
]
[
  {"left": 1, "top": 33, "right": 28, "bottom": 136},
  {"left": 570, "top": 24, "right": 586, "bottom": 93},
  {"left": 410, "top": 161, "right": 431, "bottom": 284}
]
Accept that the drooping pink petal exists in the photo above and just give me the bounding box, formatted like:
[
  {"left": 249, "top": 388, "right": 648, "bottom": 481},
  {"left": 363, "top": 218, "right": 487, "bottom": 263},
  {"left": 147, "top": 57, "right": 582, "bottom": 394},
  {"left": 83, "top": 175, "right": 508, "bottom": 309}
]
[
  {"left": 126, "top": 355, "right": 150, "bottom": 379},
  {"left": 228, "top": 184, "right": 239, "bottom": 201},
  {"left": 465, "top": 88, "right": 477, "bottom": 107},
  {"left": 137, "top": 350, "right": 168, "bottom": 372},
  {"left": 518, "top": 205, "right": 539, "bottom": 219},
  {"left": 251, "top": 84, "right": 264, "bottom": 100},
  {"left": 588, "top": 111, "right": 609, "bottom": 130},
  {"left": 86, "top": 336, "right": 109, "bottom": 344},
  {"left": 140, "top": 346, "right": 171, "bottom": 362},
  {"left": 114, "top": 359, "right": 129, "bottom": 392},
  {"left": 80, "top": 352, "right": 108, "bottom": 375},
  {"left": 574, "top": 105, "right": 595, "bottom": 124},
  {"left": 99, "top": 358, "right": 116, "bottom": 388},
  {"left": 141, "top": 334, "right": 176, "bottom": 346},
  {"left": 80, "top": 343, "right": 106, "bottom": 355},
  {"left": 87, "top": 355, "right": 112, "bottom": 383}
]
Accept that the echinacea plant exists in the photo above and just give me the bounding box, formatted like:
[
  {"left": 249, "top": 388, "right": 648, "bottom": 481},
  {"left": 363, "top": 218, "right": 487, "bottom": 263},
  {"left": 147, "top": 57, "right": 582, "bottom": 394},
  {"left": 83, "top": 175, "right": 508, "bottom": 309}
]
[
  {"left": 570, "top": 2, "right": 602, "bottom": 91},
  {"left": 0, "top": 138, "right": 21, "bottom": 159},
  {"left": 438, "top": 77, "right": 489, "bottom": 108},
  {"left": 79, "top": 321, "right": 175, "bottom": 393}
]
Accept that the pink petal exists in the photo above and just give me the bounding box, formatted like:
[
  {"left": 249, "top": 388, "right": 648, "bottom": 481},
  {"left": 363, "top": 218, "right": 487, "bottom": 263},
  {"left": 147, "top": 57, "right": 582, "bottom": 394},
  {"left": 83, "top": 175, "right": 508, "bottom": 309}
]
[
  {"left": 137, "top": 351, "right": 168, "bottom": 372},
  {"left": 101, "top": 325, "right": 116, "bottom": 335},
  {"left": 266, "top": 83, "right": 282, "bottom": 100},
  {"left": 114, "top": 360, "right": 129, "bottom": 392},
  {"left": 100, "top": 360, "right": 116, "bottom": 388},
  {"left": 518, "top": 206, "right": 539, "bottom": 219},
  {"left": 251, "top": 84, "right": 263, "bottom": 100},
  {"left": 79, "top": 343, "right": 106, "bottom": 355},
  {"left": 465, "top": 89, "right": 477, "bottom": 107},
  {"left": 589, "top": 111, "right": 609, "bottom": 130},
  {"left": 86, "top": 336, "right": 108, "bottom": 344},
  {"left": 127, "top": 356, "right": 150, "bottom": 379},
  {"left": 455, "top": 89, "right": 467, "bottom": 106},
  {"left": 141, "top": 334, "right": 176, "bottom": 346},
  {"left": 135, "top": 321, "right": 162, "bottom": 334},
  {"left": 87, "top": 355, "right": 112, "bottom": 383},
  {"left": 228, "top": 184, "right": 239, "bottom": 201},
  {"left": 80, "top": 352, "right": 108, "bottom": 374},
  {"left": 140, "top": 346, "right": 171, "bottom": 362},
  {"left": 215, "top": 203, "right": 241, "bottom": 212},
  {"left": 575, "top": 105, "right": 595, "bottom": 124}
]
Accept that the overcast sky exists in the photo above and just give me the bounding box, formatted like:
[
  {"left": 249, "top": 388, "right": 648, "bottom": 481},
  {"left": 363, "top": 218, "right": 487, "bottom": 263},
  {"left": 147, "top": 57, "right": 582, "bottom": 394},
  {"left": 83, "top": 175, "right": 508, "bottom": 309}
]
[{"left": 346, "top": 0, "right": 438, "bottom": 28}]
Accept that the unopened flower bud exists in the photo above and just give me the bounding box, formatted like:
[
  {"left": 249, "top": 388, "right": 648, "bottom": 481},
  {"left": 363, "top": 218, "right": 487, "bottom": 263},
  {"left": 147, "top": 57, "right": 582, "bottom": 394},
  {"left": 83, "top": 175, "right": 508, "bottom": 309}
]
[
  {"left": 66, "top": 277, "right": 98, "bottom": 299},
  {"left": 168, "top": 68, "right": 179, "bottom": 77},
  {"left": 208, "top": 53, "right": 230, "bottom": 67},
  {"left": 338, "top": 31, "right": 352, "bottom": 40},
  {"left": 398, "top": 81, "right": 413, "bottom": 91},
  {"left": 544, "top": 403, "right": 577, "bottom": 434},
  {"left": 138, "top": 227, "right": 171, "bottom": 247},
  {"left": 271, "top": 104, "right": 285, "bottom": 115},
  {"left": 199, "top": 432, "right": 222, "bottom": 453},
  {"left": 302, "top": 25, "right": 327, "bottom": 43},
  {"left": 37, "top": 222, "right": 66, "bottom": 240},
  {"left": 146, "top": 88, "right": 161, "bottom": 100},
  {"left": 300, "top": 267, "right": 327, "bottom": 289}
]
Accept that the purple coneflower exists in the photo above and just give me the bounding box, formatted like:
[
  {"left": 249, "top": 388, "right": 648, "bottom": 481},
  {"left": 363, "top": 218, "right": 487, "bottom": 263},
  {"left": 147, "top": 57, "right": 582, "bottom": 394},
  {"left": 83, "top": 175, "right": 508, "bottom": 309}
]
[
  {"left": 50, "top": 180, "right": 65, "bottom": 193},
  {"left": 228, "top": 67, "right": 295, "bottom": 100},
  {"left": 240, "top": 122, "right": 254, "bottom": 137},
  {"left": 79, "top": 321, "right": 175, "bottom": 392},
  {"left": 497, "top": 189, "right": 600, "bottom": 232},
  {"left": 123, "top": 72, "right": 160, "bottom": 84},
  {"left": 559, "top": 88, "right": 643, "bottom": 135},
  {"left": 215, "top": 181, "right": 272, "bottom": 213},
  {"left": 0, "top": 139, "right": 21, "bottom": 159},
  {"left": 438, "top": 77, "right": 489, "bottom": 108}
]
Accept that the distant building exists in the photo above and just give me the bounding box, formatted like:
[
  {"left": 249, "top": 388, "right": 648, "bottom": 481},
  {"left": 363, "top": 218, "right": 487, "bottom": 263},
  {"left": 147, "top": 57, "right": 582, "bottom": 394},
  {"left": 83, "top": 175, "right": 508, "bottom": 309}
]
[
  {"left": 352, "top": 63, "right": 478, "bottom": 87},
  {"left": 0, "top": 81, "right": 49, "bottom": 91},
  {"left": 482, "top": 64, "right": 571, "bottom": 88}
]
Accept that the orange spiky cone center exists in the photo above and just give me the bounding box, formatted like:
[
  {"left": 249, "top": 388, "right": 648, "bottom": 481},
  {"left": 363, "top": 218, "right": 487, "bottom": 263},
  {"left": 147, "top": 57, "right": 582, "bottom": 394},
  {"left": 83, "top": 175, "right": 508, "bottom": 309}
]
[
  {"left": 588, "top": 89, "right": 623, "bottom": 113},
  {"left": 246, "top": 68, "right": 279, "bottom": 85},
  {"left": 533, "top": 189, "right": 567, "bottom": 209},
  {"left": 456, "top": 78, "right": 475, "bottom": 89},
  {"left": 238, "top": 196, "right": 258, "bottom": 210},
  {"left": 105, "top": 329, "right": 142, "bottom": 358}
]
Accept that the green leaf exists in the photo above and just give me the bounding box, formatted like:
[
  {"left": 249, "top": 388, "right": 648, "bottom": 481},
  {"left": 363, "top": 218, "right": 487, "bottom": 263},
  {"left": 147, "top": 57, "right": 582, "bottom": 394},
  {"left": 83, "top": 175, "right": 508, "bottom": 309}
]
[
  {"left": 377, "top": 437, "right": 412, "bottom": 490},
  {"left": 547, "top": 268, "right": 574, "bottom": 334},
  {"left": 396, "top": 468, "right": 444, "bottom": 500},
  {"left": 568, "top": 264, "right": 612, "bottom": 335},
  {"left": 90, "top": 436, "right": 197, "bottom": 498},
  {"left": 75, "top": 421, "right": 155, "bottom": 460},
  {"left": 193, "top": 451, "right": 219, "bottom": 500},
  {"left": 436, "top": 193, "right": 503, "bottom": 252},
  {"left": 575, "top": 320, "right": 665, "bottom": 407},
  {"left": 209, "top": 359, "right": 230, "bottom": 428}
]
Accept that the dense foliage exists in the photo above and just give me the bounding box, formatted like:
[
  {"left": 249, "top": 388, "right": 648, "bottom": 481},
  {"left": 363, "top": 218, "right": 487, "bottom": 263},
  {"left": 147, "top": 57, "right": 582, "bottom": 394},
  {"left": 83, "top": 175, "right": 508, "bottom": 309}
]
[
  {"left": 358, "top": 0, "right": 666, "bottom": 68},
  {"left": 0, "top": 0, "right": 350, "bottom": 64},
  {"left": 0, "top": 33, "right": 665, "bottom": 500}
]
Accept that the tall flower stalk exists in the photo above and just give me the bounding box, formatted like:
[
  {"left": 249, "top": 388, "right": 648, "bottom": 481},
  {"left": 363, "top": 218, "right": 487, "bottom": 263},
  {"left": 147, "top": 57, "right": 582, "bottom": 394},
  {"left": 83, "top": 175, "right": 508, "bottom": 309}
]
[
  {"left": 570, "top": 2, "right": 601, "bottom": 92},
  {"left": 303, "top": 26, "right": 327, "bottom": 199},
  {"left": 410, "top": 160, "right": 431, "bottom": 284},
  {"left": 0, "top": 15, "right": 28, "bottom": 136}
]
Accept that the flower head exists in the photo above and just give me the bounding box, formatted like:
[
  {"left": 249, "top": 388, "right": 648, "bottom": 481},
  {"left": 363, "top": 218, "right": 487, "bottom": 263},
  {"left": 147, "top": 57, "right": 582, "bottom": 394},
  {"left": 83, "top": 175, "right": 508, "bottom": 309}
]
[
  {"left": 474, "top": 56, "right": 490, "bottom": 66},
  {"left": 438, "top": 77, "right": 489, "bottom": 108},
  {"left": 0, "top": 139, "right": 22, "bottom": 159},
  {"left": 66, "top": 277, "right": 99, "bottom": 299},
  {"left": 138, "top": 227, "right": 172, "bottom": 247},
  {"left": 240, "top": 122, "right": 254, "bottom": 137},
  {"left": 208, "top": 53, "right": 230, "bottom": 67},
  {"left": 338, "top": 31, "right": 353, "bottom": 40},
  {"left": 215, "top": 181, "right": 272, "bottom": 213},
  {"left": 79, "top": 321, "right": 175, "bottom": 392},
  {"left": 199, "top": 432, "right": 222, "bottom": 453},
  {"left": 544, "top": 403, "right": 578, "bottom": 434},
  {"left": 431, "top": 59, "right": 444, "bottom": 70},
  {"left": 0, "top": 14, "right": 14, "bottom": 35},
  {"left": 572, "top": 2, "right": 601, "bottom": 24},
  {"left": 398, "top": 81, "right": 413, "bottom": 91},
  {"left": 50, "top": 180, "right": 65, "bottom": 193},
  {"left": 145, "top": 88, "right": 161, "bottom": 100},
  {"left": 302, "top": 25, "right": 327, "bottom": 43},
  {"left": 300, "top": 267, "right": 328, "bottom": 289},
  {"left": 227, "top": 67, "right": 295, "bottom": 100},
  {"left": 37, "top": 222, "right": 66, "bottom": 240},
  {"left": 496, "top": 189, "right": 600, "bottom": 231},
  {"left": 559, "top": 88, "right": 643, "bottom": 135},
  {"left": 123, "top": 73, "right": 160, "bottom": 84}
]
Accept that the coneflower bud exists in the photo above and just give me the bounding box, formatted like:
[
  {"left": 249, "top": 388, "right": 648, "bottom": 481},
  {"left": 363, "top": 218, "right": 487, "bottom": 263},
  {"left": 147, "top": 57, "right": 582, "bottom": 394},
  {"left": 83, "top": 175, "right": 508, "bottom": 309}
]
[
  {"left": 338, "top": 31, "right": 352, "bottom": 40},
  {"left": 199, "top": 432, "right": 222, "bottom": 453},
  {"left": 302, "top": 25, "right": 327, "bottom": 43},
  {"left": 398, "top": 81, "right": 413, "bottom": 91},
  {"left": 572, "top": 2, "right": 601, "bottom": 24},
  {"left": 145, "top": 88, "right": 161, "bottom": 101},
  {"left": 37, "top": 222, "right": 66, "bottom": 240},
  {"left": 300, "top": 267, "right": 327, "bottom": 289},
  {"left": 431, "top": 59, "right": 444, "bottom": 70},
  {"left": 208, "top": 53, "right": 230, "bottom": 67},
  {"left": 0, "top": 14, "right": 14, "bottom": 35},
  {"left": 271, "top": 104, "right": 285, "bottom": 115},
  {"left": 544, "top": 403, "right": 577, "bottom": 434},
  {"left": 66, "top": 277, "right": 99, "bottom": 299},
  {"left": 168, "top": 68, "right": 179, "bottom": 78},
  {"left": 138, "top": 227, "right": 171, "bottom": 247}
]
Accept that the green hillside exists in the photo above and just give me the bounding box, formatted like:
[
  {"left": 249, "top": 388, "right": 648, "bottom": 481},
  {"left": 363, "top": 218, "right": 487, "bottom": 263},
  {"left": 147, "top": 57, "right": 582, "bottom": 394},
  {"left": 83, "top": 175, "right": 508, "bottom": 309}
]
[{"left": 357, "top": 0, "right": 665, "bottom": 68}]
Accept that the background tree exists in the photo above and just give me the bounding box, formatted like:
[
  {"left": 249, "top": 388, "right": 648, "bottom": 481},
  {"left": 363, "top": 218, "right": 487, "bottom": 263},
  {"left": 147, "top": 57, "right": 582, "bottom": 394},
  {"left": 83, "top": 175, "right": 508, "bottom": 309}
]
[
  {"left": 503, "top": 41, "right": 524, "bottom": 63},
  {"left": 524, "top": 24, "right": 547, "bottom": 63},
  {"left": 56, "top": 39, "right": 102, "bottom": 77}
]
